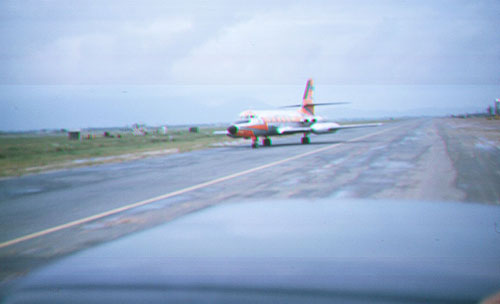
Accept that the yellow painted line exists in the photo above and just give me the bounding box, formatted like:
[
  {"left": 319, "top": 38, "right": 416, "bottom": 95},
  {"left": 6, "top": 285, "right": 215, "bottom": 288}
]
[{"left": 0, "top": 124, "right": 402, "bottom": 249}]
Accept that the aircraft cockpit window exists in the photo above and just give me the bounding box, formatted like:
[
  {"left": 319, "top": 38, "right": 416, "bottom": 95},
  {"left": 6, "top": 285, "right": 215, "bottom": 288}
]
[{"left": 234, "top": 120, "right": 250, "bottom": 124}]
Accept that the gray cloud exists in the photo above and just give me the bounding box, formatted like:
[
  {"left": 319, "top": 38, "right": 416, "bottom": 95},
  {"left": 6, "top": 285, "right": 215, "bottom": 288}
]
[
  {"left": 0, "top": 0, "right": 267, "bottom": 84},
  {"left": 1, "top": 0, "right": 499, "bottom": 85},
  {"left": 171, "top": 1, "right": 500, "bottom": 85}
]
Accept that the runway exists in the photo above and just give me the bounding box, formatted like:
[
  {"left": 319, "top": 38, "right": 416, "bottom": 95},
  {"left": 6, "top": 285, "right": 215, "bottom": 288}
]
[{"left": 1, "top": 117, "right": 500, "bottom": 291}]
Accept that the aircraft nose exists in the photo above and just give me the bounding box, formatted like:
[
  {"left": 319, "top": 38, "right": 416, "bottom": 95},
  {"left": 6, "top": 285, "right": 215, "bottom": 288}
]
[{"left": 227, "top": 125, "right": 238, "bottom": 135}]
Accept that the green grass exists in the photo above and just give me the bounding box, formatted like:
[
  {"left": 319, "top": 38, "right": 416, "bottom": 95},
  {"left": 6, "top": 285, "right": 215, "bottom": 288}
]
[{"left": 0, "top": 128, "right": 233, "bottom": 177}]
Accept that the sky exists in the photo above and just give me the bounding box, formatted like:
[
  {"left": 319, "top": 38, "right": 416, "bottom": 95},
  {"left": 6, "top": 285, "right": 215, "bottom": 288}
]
[{"left": 0, "top": 0, "right": 499, "bottom": 130}]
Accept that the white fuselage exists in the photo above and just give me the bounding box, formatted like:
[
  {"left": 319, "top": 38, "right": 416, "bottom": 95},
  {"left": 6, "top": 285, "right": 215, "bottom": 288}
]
[{"left": 227, "top": 109, "right": 330, "bottom": 139}]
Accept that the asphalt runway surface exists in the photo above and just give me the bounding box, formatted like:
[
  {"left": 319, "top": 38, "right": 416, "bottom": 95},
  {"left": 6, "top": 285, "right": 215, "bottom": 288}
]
[{"left": 1, "top": 117, "right": 500, "bottom": 295}]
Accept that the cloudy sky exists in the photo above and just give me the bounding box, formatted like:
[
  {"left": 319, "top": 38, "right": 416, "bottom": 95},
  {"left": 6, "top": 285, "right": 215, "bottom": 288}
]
[{"left": 0, "top": 0, "right": 499, "bottom": 130}]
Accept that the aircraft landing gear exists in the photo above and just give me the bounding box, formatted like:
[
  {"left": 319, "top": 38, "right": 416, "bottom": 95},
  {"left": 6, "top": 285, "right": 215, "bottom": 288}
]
[
  {"left": 301, "top": 136, "right": 310, "bottom": 145},
  {"left": 252, "top": 137, "right": 259, "bottom": 149},
  {"left": 262, "top": 138, "right": 271, "bottom": 147}
]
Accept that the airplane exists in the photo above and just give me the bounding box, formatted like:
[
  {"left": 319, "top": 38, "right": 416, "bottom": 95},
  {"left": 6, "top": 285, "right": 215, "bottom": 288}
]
[{"left": 221, "top": 79, "right": 382, "bottom": 148}]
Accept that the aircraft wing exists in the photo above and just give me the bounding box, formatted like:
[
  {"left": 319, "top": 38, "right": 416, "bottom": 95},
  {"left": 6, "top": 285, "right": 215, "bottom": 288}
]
[
  {"left": 275, "top": 122, "right": 384, "bottom": 135},
  {"left": 213, "top": 130, "right": 229, "bottom": 135},
  {"left": 279, "top": 122, "right": 382, "bottom": 135},
  {"left": 331, "top": 122, "right": 383, "bottom": 129}
]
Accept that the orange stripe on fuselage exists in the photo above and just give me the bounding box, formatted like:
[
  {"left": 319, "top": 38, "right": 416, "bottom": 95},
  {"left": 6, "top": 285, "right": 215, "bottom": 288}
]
[
  {"left": 248, "top": 123, "right": 269, "bottom": 131},
  {"left": 236, "top": 129, "right": 255, "bottom": 138}
]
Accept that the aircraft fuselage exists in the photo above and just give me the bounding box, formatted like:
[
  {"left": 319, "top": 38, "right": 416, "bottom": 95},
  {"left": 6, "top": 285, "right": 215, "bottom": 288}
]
[{"left": 227, "top": 109, "right": 329, "bottom": 139}]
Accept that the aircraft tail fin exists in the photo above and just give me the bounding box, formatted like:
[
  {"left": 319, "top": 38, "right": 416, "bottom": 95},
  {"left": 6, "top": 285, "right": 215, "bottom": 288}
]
[
  {"left": 280, "top": 79, "right": 347, "bottom": 112},
  {"left": 301, "top": 79, "right": 315, "bottom": 115}
]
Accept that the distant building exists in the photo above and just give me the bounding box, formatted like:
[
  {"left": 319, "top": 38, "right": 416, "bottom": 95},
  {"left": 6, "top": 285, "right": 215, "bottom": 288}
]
[{"left": 68, "top": 130, "right": 81, "bottom": 140}]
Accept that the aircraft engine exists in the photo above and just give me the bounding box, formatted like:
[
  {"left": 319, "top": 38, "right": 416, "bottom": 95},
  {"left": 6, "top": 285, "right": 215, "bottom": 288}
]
[{"left": 311, "top": 122, "right": 340, "bottom": 134}]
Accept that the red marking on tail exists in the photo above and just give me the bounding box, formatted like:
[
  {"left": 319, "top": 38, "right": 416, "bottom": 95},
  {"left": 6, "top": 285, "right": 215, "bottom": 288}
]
[{"left": 301, "top": 79, "right": 314, "bottom": 115}]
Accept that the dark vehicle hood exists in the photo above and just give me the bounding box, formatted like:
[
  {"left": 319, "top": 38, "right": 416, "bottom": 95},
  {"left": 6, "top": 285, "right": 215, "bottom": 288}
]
[{"left": 4, "top": 199, "right": 500, "bottom": 303}]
